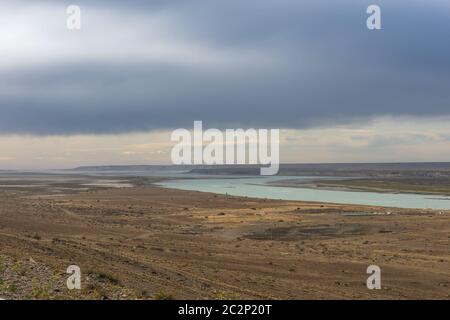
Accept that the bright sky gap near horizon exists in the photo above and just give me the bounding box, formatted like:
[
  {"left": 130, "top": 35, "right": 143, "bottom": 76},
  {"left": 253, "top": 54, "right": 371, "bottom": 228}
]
[{"left": 1, "top": 0, "right": 450, "bottom": 169}]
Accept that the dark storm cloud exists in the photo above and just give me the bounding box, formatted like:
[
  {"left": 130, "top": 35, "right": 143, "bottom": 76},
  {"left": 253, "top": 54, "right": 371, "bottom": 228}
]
[{"left": 1, "top": 0, "right": 450, "bottom": 134}]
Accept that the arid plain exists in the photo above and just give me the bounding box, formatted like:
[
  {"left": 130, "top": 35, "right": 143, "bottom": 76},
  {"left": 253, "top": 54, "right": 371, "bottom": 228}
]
[{"left": 0, "top": 174, "right": 449, "bottom": 299}]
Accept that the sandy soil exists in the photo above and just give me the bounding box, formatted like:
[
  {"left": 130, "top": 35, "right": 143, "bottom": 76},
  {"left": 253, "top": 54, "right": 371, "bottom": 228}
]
[{"left": 0, "top": 176, "right": 449, "bottom": 300}]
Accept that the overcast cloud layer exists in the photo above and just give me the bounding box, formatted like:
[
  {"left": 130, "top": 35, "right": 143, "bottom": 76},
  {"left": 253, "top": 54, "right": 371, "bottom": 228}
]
[{"left": 1, "top": 0, "right": 449, "bottom": 135}]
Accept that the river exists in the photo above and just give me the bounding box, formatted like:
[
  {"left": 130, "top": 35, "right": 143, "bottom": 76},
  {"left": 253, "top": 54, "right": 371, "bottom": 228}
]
[{"left": 157, "top": 176, "right": 450, "bottom": 210}]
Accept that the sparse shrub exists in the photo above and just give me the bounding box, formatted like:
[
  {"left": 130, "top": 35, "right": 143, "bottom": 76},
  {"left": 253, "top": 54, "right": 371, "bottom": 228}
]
[
  {"left": 87, "top": 270, "right": 120, "bottom": 285},
  {"left": 32, "top": 233, "right": 41, "bottom": 240},
  {"left": 140, "top": 290, "right": 150, "bottom": 298},
  {"left": 154, "top": 292, "right": 175, "bottom": 300},
  {"left": 213, "top": 290, "right": 238, "bottom": 300},
  {"left": 32, "top": 282, "right": 51, "bottom": 299}
]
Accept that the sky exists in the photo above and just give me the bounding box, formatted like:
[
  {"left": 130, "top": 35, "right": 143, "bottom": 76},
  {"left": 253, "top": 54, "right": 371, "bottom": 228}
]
[{"left": 0, "top": 0, "right": 449, "bottom": 169}]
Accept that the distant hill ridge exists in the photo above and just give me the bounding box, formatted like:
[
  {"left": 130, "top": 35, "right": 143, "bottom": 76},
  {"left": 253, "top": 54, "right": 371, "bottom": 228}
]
[
  {"left": 189, "top": 163, "right": 450, "bottom": 177},
  {"left": 71, "top": 165, "right": 176, "bottom": 171},
  {"left": 70, "top": 163, "right": 450, "bottom": 177}
]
